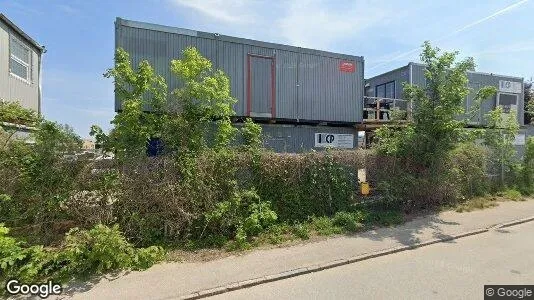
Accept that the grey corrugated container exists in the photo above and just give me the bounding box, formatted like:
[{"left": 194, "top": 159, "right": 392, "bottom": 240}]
[
  {"left": 115, "top": 18, "right": 364, "bottom": 123},
  {"left": 365, "top": 62, "right": 525, "bottom": 126},
  {"left": 233, "top": 123, "right": 360, "bottom": 153}
]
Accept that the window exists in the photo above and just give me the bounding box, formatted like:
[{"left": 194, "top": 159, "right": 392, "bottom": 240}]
[
  {"left": 10, "top": 37, "right": 31, "bottom": 82},
  {"left": 375, "top": 81, "right": 395, "bottom": 98},
  {"left": 497, "top": 92, "right": 518, "bottom": 114}
]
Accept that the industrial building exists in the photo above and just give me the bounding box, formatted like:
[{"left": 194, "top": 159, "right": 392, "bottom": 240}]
[
  {"left": 0, "top": 13, "right": 45, "bottom": 116},
  {"left": 0, "top": 14, "right": 45, "bottom": 138},
  {"left": 365, "top": 62, "right": 525, "bottom": 126},
  {"left": 115, "top": 18, "right": 531, "bottom": 153},
  {"left": 115, "top": 18, "right": 364, "bottom": 124}
]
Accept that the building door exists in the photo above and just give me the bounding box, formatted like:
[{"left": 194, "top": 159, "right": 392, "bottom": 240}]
[{"left": 247, "top": 54, "right": 275, "bottom": 118}]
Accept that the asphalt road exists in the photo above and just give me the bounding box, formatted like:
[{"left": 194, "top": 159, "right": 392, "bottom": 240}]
[{"left": 210, "top": 222, "right": 534, "bottom": 300}]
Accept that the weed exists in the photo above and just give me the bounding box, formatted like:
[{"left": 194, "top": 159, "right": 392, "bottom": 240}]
[
  {"left": 292, "top": 223, "right": 310, "bottom": 240},
  {"left": 455, "top": 196, "right": 498, "bottom": 212},
  {"left": 332, "top": 211, "right": 365, "bottom": 233},
  {"left": 366, "top": 210, "right": 404, "bottom": 226},
  {"left": 311, "top": 217, "right": 342, "bottom": 236},
  {"left": 499, "top": 189, "right": 524, "bottom": 201}
]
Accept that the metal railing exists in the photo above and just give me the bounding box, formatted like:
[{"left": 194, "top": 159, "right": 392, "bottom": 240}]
[{"left": 362, "top": 96, "right": 412, "bottom": 122}]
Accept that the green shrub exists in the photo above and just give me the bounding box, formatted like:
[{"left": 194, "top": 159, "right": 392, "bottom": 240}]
[
  {"left": 366, "top": 210, "right": 404, "bottom": 226},
  {"left": 262, "top": 223, "right": 292, "bottom": 245},
  {"left": 292, "top": 223, "right": 310, "bottom": 240},
  {"left": 253, "top": 151, "right": 357, "bottom": 221},
  {"left": 58, "top": 224, "right": 162, "bottom": 279},
  {"left": 332, "top": 211, "right": 365, "bottom": 233},
  {"left": 311, "top": 217, "right": 342, "bottom": 236},
  {"left": 455, "top": 196, "right": 498, "bottom": 212},
  {"left": 0, "top": 224, "right": 54, "bottom": 283},
  {"left": 0, "top": 100, "right": 39, "bottom": 126},
  {"left": 203, "top": 189, "right": 277, "bottom": 242},
  {"left": 240, "top": 118, "right": 263, "bottom": 150},
  {"left": 519, "top": 137, "right": 534, "bottom": 195},
  {"left": 0, "top": 223, "right": 164, "bottom": 289},
  {"left": 498, "top": 189, "right": 524, "bottom": 201},
  {"left": 449, "top": 143, "right": 490, "bottom": 198}
]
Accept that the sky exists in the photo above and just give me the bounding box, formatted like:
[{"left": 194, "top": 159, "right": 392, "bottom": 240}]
[{"left": 2, "top": 0, "right": 533, "bottom": 138}]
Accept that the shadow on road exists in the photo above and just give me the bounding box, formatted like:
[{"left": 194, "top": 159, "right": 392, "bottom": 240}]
[{"left": 356, "top": 213, "right": 461, "bottom": 246}]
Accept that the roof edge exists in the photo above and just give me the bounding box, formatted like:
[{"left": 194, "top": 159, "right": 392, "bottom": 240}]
[
  {"left": 0, "top": 13, "right": 45, "bottom": 53},
  {"left": 115, "top": 17, "right": 363, "bottom": 61},
  {"left": 408, "top": 62, "right": 523, "bottom": 81},
  {"left": 365, "top": 63, "right": 409, "bottom": 81}
]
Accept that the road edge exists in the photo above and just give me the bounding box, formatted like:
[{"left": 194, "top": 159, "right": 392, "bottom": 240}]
[{"left": 180, "top": 216, "right": 534, "bottom": 300}]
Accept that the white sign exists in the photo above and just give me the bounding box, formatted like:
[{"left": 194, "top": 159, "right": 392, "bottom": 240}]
[
  {"left": 315, "top": 133, "right": 354, "bottom": 149},
  {"left": 499, "top": 80, "right": 522, "bottom": 94},
  {"left": 513, "top": 134, "right": 526, "bottom": 146}
]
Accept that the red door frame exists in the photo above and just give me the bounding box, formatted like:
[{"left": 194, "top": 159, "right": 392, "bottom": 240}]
[{"left": 247, "top": 53, "right": 276, "bottom": 118}]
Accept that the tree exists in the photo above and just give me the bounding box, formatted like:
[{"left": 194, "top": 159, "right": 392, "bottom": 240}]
[
  {"left": 93, "top": 47, "right": 240, "bottom": 159},
  {"left": 483, "top": 106, "right": 520, "bottom": 185},
  {"left": 164, "top": 47, "right": 237, "bottom": 155},
  {"left": 91, "top": 48, "right": 168, "bottom": 160},
  {"left": 375, "top": 41, "right": 495, "bottom": 169},
  {"left": 525, "top": 80, "right": 533, "bottom": 125}
]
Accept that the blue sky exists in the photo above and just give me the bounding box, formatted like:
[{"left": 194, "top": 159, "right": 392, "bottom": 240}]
[{"left": 2, "top": 0, "right": 533, "bottom": 137}]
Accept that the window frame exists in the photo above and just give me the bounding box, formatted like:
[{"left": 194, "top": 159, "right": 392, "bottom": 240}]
[
  {"left": 375, "top": 81, "right": 396, "bottom": 99},
  {"left": 496, "top": 92, "right": 519, "bottom": 114},
  {"left": 9, "top": 35, "right": 32, "bottom": 84}
]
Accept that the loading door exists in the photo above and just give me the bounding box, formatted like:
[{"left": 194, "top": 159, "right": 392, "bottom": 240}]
[{"left": 247, "top": 54, "right": 275, "bottom": 118}]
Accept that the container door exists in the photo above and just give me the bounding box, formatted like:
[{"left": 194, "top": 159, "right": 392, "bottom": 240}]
[{"left": 247, "top": 55, "right": 275, "bottom": 118}]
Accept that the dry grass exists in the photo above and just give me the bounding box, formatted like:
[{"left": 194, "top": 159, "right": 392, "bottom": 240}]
[
  {"left": 454, "top": 196, "right": 500, "bottom": 212},
  {"left": 454, "top": 190, "right": 531, "bottom": 213}
]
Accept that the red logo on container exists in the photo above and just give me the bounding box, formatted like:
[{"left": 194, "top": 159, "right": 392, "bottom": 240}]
[{"left": 339, "top": 61, "right": 355, "bottom": 73}]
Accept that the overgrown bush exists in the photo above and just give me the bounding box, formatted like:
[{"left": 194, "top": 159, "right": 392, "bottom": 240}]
[
  {"left": 518, "top": 137, "right": 534, "bottom": 194},
  {"left": 0, "top": 121, "right": 83, "bottom": 243},
  {"left": 240, "top": 118, "right": 263, "bottom": 150},
  {"left": 56, "top": 224, "right": 164, "bottom": 279},
  {"left": 332, "top": 211, "right": 365, "bottom": 232},
  {"left": 252, "top": 151, "right": 359, "bottom": 221},
  {"left": 203, "top": 189, "right": 277, "bottom": 243},
  {"left": 0, "top": 223, "right": 163, "bottom": 291},
  {"left": 0, "top": 100, "right": 39, "bottom": 126},
  {"left": 449, "top": 143, "right": 490, "bottom": 198}
]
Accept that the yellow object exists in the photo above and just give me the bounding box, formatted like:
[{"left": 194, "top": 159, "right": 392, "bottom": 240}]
[{"left": 361, "top": 182, "right": 370, "bottom": 196}]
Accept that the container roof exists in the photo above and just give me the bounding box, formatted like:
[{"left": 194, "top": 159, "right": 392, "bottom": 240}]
[
  {"left": 0, "top": 13, "right": 46, "bottom": 53},
  {"left": 366, "top": 61, "right": 523, "bottom": 81},
  {"left": 116, "top": 17, "right": 363, "bottom": 61}
]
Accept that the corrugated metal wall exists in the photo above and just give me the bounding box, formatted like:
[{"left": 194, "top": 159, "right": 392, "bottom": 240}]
[
  {"left": 366, "top": 62, "right": 525, "bottom": 125},
  {"left": 233, "top": 123, "right": 359, "bottom": 153},
  {"left": 466, "top": 72, "right": 525, "bottom": 126},
  {"left": 0, "top": 20, "right": 40, "bottom": 113},
  {"left": 365, "top": 65, "right": 409, "bottom": 99},
  {"left": 115, "top": 18, "right": 364, "bottom": 123}
]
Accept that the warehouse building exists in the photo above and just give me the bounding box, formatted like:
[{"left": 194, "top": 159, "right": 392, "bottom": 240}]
[
  {"left": 365, "top": 62, "right": 531, "bottom": 157},
  {"left": 115, "top": 18, "right": 364, "bottom": 152},
  {"left": 364, "top": 62, "right": 525, "bottom": 126},
  {"left": 115, "top": 18, "right": 530, "bottom": 153},
  {"left": 0, "top": 13, "right": 45, "bottom": 116},
  {"left": 0, "top": 14, "right": 45, "bottom": 139}
]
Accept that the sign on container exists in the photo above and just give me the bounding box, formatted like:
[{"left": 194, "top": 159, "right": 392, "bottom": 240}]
[
  {"left": 499, "top": 80, "right": 522, "bottom": 94},
  {"left": 315, "top": 133, "right": 354, "bottom": 148}
]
